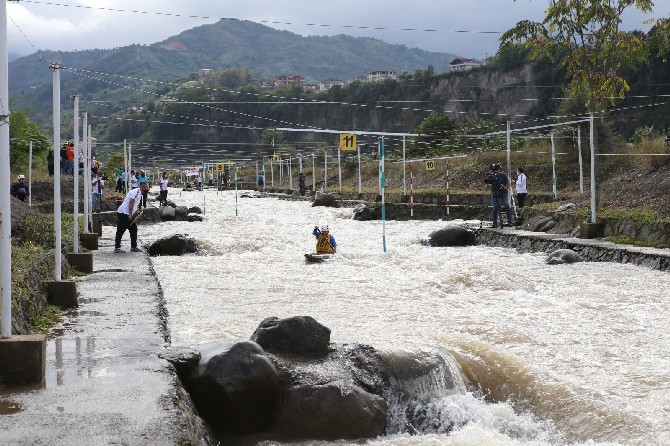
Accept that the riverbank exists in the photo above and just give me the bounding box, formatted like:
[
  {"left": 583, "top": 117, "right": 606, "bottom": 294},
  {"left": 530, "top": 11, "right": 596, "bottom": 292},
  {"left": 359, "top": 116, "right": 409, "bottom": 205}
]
[{"left": 0, "top": 230, "right": 213, "bottom": 445}]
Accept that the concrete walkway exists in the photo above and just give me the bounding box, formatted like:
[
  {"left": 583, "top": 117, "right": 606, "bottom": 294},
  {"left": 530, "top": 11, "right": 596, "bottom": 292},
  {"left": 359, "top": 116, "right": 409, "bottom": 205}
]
[{"left": 0, "top": 231, "right": 211, "bottom": 445}]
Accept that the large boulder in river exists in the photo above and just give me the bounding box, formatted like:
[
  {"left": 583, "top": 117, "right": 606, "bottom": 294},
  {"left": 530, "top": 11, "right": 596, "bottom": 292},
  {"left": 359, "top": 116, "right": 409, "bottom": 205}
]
[
  {"left": 147, "top": 234, "right": 197, "bottom": 256},
  {"left": 312, "top": 193, "right": 339, "bottom": 208},
  {"left": 352, "top": 203, "right": 378, "bottom": 221},
  {"left": 423, "top": 226, "right": 475, "bottom": 247},
  {"left": 251, "top": 316, "right": 331, "bottom": 358},
  {"left": 183, "top": 341, "right": 280, "bottom": 434},
  {"left": 547, "top": 248, "right": 584, "bottom": 264},
  {"left": 274, "top": 383, "right": 387, "bottom": 439},
  {"left": 161, "top": 205, "right": 176, "bottom": 221}
]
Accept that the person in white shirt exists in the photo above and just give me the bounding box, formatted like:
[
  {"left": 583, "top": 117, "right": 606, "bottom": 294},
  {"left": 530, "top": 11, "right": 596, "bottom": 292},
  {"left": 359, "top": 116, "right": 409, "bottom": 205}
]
[
  {"left": 159, "top": 172, "right": 169, "bottom": 206},
  {"left": 515, "top": 167, "right": 527, "bottom": 208},
  {"left": 92, "top": 172, "right": 105, "bottom": 212},
  {"left": 129, "top": 170, "right": 138, "bottom": 189},
  {"left": 114, "top": 179, "right": 150, "bottom": 253}
]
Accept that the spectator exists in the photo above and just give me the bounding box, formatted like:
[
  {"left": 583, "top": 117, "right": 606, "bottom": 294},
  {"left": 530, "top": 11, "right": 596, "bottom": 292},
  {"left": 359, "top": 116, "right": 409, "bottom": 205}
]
[{"left": 10, "top": 174, "right": 30, "bottom": 202}]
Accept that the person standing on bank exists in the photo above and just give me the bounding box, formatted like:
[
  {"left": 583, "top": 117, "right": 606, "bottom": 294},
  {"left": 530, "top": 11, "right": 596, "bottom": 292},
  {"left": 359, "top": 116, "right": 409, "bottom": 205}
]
[
  {"left": 515, "top": 167, "right": 527, "bottom": 208},
  {"left": 114, "top": 178, "right": 149, "bottom": 253},
  {"left": 91, "top": 172, "right": 104, "bottom": 213},
  {"left": 159, "top": 172, "right": 169, "bottom": 206},
  {"left": 490, "top": 163, "right": 512, "bottom": 228},
  {"left": 298, "top": 172, "right": 306, "bottom": 196}
]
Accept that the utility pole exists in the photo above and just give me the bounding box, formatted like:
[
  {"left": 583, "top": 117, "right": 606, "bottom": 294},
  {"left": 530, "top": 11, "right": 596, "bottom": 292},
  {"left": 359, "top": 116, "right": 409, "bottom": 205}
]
[
  {"left": 51, "top": 63, "right": 62, "bottom": 281},
  {"left": 0, "top": 0, "right": 12, "bottom": 337}
]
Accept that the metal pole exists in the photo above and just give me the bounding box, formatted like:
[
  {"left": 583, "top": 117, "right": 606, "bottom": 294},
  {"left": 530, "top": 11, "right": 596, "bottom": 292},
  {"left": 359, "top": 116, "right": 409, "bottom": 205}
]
[
  {"left": 445, "top": 161, "right": 450, "bottom": 215},
  {"left": 577, "top": 126, "right": 584, "bottom": 194},
  {"left": 357, "top": 144, "right": 362, "bottom": 195},
  {"left": 1, "top": 0, "right": 13, "bottom": 337},
  {"left": 51, "top": 63, "right": 62, "bottom": 281},
  {"left": 409, "top": 163, "right": 414, "bottom": 217},
  {"left": 402, "top": 136, "right": 406, "bottom": 195},
  {"left": 123, "top": 139, "right": 128, "bottom": 192},
  {"left": 506, "top": 121, "right": 511, "bottom": 178},
  {"left": 380, "top": 138, "right": 387, "bottom": 253},
  {"left": 270, "top": 158, "right": 274, "bottom": 188},
  {"left": 28, "top": 141, "right": 33, "bottom": 206},
  {"left": 82, "top": 117, "right": 89, "bottom": 232},
  {"left": 312, "top": 154, "right": 316, "bottom": 195},
  {"left": 72, "top": 95, "right": 79, "bottom": 253},
  {"left": 234, "top": 166, "right": 238, "bottom": 216},
  {"left": 324, "top": 151, "right": 327, "bottom": 192},
  {"left": 551, "top": 132, "right": 557, "bottom": 200},
  {"left": 589, "top": 113, "right": 597, "bottom": 222},
  {"left": 338, "top": 148, "right": 342, "bottom": 193},
  {"left": 289, "top": 156, "right": 293, "bottom": 191}
]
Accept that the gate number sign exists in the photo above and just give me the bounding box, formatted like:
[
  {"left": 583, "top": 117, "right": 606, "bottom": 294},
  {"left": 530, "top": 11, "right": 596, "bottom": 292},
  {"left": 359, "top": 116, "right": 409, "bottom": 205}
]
[
  {"left": 339, "top": 133, "right": 357, "bottom": 151},
  {"left": 215, "top": 163, "right": 224, "bottom": 172},
  {"left": 425, "top": 160, "right": 435, "bottom": 171}
]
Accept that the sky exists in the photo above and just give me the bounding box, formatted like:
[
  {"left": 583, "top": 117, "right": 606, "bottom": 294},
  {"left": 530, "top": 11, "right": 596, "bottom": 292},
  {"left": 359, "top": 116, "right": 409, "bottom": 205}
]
[{"left": 6, "top": 0, "right": 668, "bottom": 60}]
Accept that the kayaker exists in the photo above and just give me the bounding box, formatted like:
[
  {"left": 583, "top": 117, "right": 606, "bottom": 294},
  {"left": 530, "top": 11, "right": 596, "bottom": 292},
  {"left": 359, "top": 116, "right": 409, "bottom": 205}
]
[{"left": 312, "top": 224, "right": 337, "bottom": 254}]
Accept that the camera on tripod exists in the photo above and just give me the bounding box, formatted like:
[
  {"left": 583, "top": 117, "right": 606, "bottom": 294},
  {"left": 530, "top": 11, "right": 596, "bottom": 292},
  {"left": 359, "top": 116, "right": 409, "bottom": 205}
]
[{"left": 483, "top": 163, "right": 501, "bottom": 184}]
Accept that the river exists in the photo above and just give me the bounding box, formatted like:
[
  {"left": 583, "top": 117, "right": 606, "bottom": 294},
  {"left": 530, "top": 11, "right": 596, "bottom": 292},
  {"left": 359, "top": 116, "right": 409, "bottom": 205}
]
[{"left": 141, "top": 187, "right": 670, "bottom": 446}]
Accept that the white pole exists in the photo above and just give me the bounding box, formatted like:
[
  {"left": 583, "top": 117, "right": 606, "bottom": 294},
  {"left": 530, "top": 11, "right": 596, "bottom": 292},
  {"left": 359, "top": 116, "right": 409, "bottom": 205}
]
[
  {"left": 262, "top": 159, "right": 266, "bottom": 194},
  {"left": 589, "top": 113, "right": 597, "bottom": 222},
  {"left": 51, "top": 63, "right": 62, "bottom": 281},
  {"left": 28, "top": 141, "right": 33, "bottom": 207},
  {"left": 551, "top": 132, "right": 557, "bottom": 200},
  {"left": 338, "top": 148, "right": 342, "bottom": 193},
  {"left": 82, "top": 116, "right": 89, "bottom": 232},
  {"left": 123, "top": 139, "right": 128, "bottom": 192},
  {"left": 324, "top": 151, "right": 328, "bottom": 192},
  {"left": 1, "top": 0, "right": 13, "bottom": 337},
  {"left": 577, "top": 126, "right": 584, "bottom": 194},
  {"left": 506, "top": 121, "right": 511, "bottom": 178},
  {"left": 270, "top": 158, "right": 274, "bottom": 188},
  {"left": 357, "top": 144, "right": 362, "bottom": 195},
  {"left": 72, "top": 95, "right": 79, "bottom": 253},
  {"left": 312, "top": 154, "right": 316, "bottom": 194},
  {"left": 289, "top": 157, "right": 293, "bottom": 191},
  {"left": 128, "top": 142, "right": 132, "bottom": 181},
  {"left": 380, "top": 137, "right": 387, "bottom": 253},
  {"left": 402, "top": 136, "right": 406, "bottom": 195},
  {"left": 234, "top": 166, "right": 238, "bottom": 216}
]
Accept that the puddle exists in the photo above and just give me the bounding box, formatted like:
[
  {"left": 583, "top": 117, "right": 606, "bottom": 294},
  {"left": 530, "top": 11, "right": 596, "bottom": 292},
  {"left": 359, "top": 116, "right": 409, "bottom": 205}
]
[{"left": 0, "top": 399, "right": 23, "bottom": 414}]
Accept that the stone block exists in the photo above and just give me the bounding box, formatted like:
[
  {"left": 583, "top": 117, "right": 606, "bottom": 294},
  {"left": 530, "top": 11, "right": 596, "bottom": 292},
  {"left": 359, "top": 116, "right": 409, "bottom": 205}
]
[
  {"left": 92, "top": 220, "right": 103, "bottom": 236},
  {"left": 579, "top": 222, "right": 604, "bottom": 239},
  {"left": 67, "top": 252, "right": 93, "bottom": 274},
  {"left": 45, "top": 280, "right": 78, "bottom": 308},
  {"left": 0, "top": 335, "right": 47, "bottom": 384},
  {"left": 80, "top": 233, "right": 99, "bottom": 250}
]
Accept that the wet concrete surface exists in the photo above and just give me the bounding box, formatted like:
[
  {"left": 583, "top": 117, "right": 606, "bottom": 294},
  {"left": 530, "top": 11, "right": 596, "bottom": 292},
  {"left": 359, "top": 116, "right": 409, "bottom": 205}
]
[{"left": 0, "top": 231, "right": 212, "bottom": 445}]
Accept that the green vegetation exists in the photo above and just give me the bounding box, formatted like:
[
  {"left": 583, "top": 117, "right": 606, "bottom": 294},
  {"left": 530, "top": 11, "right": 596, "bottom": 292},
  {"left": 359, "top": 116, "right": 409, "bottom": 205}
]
[{"left": 609, "top": 235, "right": 669, "bottom": 249}]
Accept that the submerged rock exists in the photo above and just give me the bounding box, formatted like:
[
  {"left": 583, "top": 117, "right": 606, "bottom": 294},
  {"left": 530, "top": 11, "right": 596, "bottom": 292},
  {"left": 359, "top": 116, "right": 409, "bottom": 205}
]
[
  {"left": 312, "top": 193, "right": 339, "bottom": 207},
  {"left": 547, "top": 248, "right": 584, "bottom": 264}
]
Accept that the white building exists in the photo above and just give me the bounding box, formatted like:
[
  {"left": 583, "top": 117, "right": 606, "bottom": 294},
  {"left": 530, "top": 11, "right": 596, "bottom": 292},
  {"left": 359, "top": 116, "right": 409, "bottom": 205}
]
[
  {"left": 319, "top": 78, "right": 345, "bottom": 91},
  {"left": 449, "top": 58, "right": 481, "bottom": 72},
  {"left": 367, "top": 70, "right": 397, "bottom": 82}
]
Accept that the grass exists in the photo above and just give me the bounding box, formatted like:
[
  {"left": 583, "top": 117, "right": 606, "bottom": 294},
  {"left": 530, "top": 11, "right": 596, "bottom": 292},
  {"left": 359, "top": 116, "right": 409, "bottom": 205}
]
[
  {"left": 608, "top": 235, "right": 669, "bottom": 249},
  {"left": 31, "top": 305, "right": 63, "bottom": 334}
]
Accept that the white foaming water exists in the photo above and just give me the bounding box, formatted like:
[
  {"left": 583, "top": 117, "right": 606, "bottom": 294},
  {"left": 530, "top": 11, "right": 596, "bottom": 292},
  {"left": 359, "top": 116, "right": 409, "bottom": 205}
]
[{"left": 141, "top": 188, "right": 670, "bottom": 445}]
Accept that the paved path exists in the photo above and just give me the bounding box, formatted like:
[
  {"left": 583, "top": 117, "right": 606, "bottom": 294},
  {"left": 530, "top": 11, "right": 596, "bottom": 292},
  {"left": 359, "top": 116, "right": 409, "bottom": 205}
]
[{"left": 0, "top": 231, "right": 211, "bottom": 445}]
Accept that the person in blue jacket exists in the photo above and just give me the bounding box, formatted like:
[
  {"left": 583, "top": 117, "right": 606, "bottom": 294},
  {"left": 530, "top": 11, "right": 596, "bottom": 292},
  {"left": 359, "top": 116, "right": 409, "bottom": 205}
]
[{"left": 312, "top": 224, "right": 336, "bottom": 254}]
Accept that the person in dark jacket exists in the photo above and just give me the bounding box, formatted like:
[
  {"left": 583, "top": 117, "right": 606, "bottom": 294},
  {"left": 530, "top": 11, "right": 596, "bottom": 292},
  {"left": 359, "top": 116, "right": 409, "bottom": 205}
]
[{"left": 10, "top": 175, "right": 30, "bottom": 202}]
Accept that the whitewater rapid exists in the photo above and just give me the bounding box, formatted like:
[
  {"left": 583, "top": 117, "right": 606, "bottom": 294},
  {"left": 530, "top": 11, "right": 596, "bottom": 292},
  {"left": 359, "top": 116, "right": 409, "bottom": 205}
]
[{"left": 140, "top": 187, "right": 670, "bottom": 446}]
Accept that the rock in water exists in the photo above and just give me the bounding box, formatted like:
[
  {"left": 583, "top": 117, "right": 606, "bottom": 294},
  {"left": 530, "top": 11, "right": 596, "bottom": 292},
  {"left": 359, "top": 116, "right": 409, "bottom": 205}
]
[
  {"left": 251, "top": 316, "right": 331, "bottom": 358},
  {"left": 547, "top": 248, "right": 584, "bottom": 264},
  {"left": 424, "top": 226, "right": 475, "bottom": 247}
]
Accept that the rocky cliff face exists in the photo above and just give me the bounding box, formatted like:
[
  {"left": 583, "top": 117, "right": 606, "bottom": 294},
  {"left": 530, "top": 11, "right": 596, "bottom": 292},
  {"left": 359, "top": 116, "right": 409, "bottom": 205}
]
[{"left": 433, "top": 65, "right": 538, "bottom": 120}]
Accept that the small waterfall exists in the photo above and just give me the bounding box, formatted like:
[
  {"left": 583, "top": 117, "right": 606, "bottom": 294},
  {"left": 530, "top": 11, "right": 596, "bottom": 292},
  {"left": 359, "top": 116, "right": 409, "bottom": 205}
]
[{"left": 382, "top": 347, "right": 472, "bottom": 435}]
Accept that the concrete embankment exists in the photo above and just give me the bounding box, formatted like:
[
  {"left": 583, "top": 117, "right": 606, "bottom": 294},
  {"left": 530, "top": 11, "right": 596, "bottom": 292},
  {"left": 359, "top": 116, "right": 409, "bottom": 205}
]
[
  {"left": 476, "top": 227, "right": 670, "bottom": 272},
  {"left": 0, "top": 231, "right": 213, "bottom": 445}
]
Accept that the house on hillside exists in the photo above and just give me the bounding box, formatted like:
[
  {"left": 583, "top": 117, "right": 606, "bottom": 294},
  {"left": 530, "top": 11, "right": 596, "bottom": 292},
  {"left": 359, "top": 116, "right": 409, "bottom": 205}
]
[
  {"left": 275, "top": 75, "right": 305, "bottom": 88},
  {"left": 449, "top": 58, "right": 481, "bottom": 72},
  {"left": 320, "top": 78, "right": 345, "bottom": 91},
  {"left": 367, "top": 70, "right": 397, "bottom": 82},
  {"left": 199, "top": 68, "right": 212, "bottom": 82}
]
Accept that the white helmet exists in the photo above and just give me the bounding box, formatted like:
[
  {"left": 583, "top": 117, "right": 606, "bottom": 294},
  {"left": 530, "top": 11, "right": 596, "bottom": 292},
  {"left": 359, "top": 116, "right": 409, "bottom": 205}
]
[
  {"left": 17, "top": 174, "right": 25, "bottom": 180},
  {"left": 320, "top": 224, "right": 329, "bottom": 232}
]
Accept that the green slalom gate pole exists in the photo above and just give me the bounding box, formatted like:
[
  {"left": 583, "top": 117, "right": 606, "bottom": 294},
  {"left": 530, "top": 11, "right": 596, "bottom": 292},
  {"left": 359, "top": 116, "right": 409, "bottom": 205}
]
[{"left": 235, "top": 167, "right": 238, "bottom": 217}]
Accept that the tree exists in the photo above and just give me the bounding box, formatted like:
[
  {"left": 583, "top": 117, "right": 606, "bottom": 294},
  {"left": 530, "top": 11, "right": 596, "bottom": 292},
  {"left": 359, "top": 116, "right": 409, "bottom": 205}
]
[
  {"left": 410, "top": 112, "right": 461, "bottom": 156},
  {"left": 500, "top": 0, "right": 670, "bottom": 109},
  {"left": 9, "top": 109, "right": 50, "bottom": 170}
]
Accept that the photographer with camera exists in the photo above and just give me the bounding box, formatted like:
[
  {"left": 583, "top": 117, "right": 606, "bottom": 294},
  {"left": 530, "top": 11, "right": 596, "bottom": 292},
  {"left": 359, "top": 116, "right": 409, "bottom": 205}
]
[{"left": 485, "top": 163, "right": 512, "bottom": 228}]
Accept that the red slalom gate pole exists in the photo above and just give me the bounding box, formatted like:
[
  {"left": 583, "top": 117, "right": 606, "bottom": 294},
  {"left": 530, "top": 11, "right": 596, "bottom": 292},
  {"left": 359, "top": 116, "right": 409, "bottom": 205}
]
[{"left": 445, "top": 161, "right": 450, "bottom": 215}]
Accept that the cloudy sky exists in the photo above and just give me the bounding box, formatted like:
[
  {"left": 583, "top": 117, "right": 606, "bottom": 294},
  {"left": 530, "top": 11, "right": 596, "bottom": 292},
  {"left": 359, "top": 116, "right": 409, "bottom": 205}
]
[{"left": 6, "top": 0, "right": 667, "bottom": 59}]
